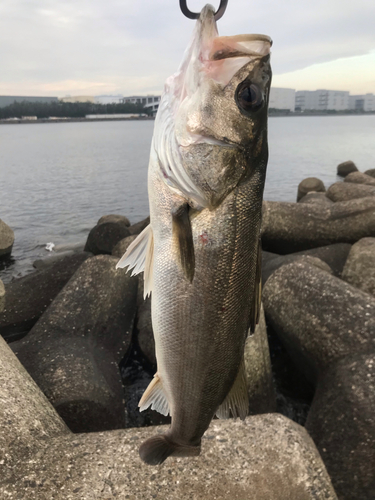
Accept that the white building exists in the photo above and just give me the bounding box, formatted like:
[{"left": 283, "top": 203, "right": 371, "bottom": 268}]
[
  {"left": 295, "top": 90, "right": 349, "bottom": 111},
  {"left": 318, "top": 90, "right": 349, "bottom": 111},
  {"left": 269, "top": 87, "right": 295, "bottom": 111},
  {"left": 295, "top": 91, "right": 318, "bottom": 111},
  {"left": 121, "top": 95, "right": 161, "bottom": 114},
  {"left": 349, "top": 93, "right": 375, "bottom": 112}
]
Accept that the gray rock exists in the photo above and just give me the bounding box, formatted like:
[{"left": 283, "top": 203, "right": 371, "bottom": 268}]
[
  {"left": 84, "top": 221, "right": 130, "bottom": 255},
  {"left": 0, "top": 336, "right": 337, "bottom": 500},
  {"left": 342, "top": 237, "right": 375, "bottom": 296},
  {"left": 7, "top": 416, "right": 338, "bottom": 500},
  {"left": 244, "top": 304, "right": 277, "bottom": 414},
  {"left": 112, "top": 234, "right": 138, "bottom": 258},
  {"left": 33, "top": 250, "right": 76, "bottom": 270},
  {"left": 261, "top": 198, "right": 375, "bottom": 254},
  {"left": 97, "top": 213, "right": 130, "bottom": 227},
  {"left": 326, "top": 181, "right": 375, "bottom": 202},
  {"left": 298, "top": 192, "right": 333, "bottom": 205},
  {"left": 262, "top": 243, "right": 351, "bottom": 284},
  {"left": 0, "top": 252, "right": 91, "bottom": 343},
  {"left": 297, "top": 177, "right": 326, "bottom": 202},
  {"left": 0, "top": 219, "right": 14, "bottom": 258},
  {"left": 306, "top": 352, "right": 375, "bottom": 500},
  {"left": 263, "top": 260, "right": 375, "bottom": 382},
  {"left": 0, "top": 279, "right": 5, "bottom": 313},
  {"left": 32, "top": 244, "right": 86, "bottom": 270},
  {"left": 337, "top": 160, "right": 358, "bottom": 177},
  {"left": 128, "top": 216, "right": 150, "bottom": 235},
  {"left": 364, "top": 168, "right": 375, "bottom": 178},
  {"left": 344, "top": 171, "right": 375, "bottom": 186},
  {"left": 0, "top": 335, "right": 68, "bottom": 463},
  {"left": 0, "top": 335, "right": 337, "bottom": 499},
  {"left": 262, "top": 250, "right": 280, "bottom": 265},
  {"left": 11, "top": 255, "right": 138, "bottom": 432}
]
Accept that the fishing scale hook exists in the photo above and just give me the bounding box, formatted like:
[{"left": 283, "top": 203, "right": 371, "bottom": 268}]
[{"left": 179, "top": 0, "right": 228, "bottom": 21}]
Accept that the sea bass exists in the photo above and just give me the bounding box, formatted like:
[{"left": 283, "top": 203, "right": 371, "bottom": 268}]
[{"left": 117, "top": 4, "right": 272, "bottom": 465}]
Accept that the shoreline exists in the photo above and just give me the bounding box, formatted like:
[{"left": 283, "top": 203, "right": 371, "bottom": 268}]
[
  {"left": 0, "top": 116, "right": 155, "bottom": 125},
  {"left": 1, "top": 112, "right": 374, "bottom": 125}
]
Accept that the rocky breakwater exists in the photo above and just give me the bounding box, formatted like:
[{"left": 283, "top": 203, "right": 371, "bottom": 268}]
[
  {"left": 260, "top": 165, "right": 375, "bottom": 499},
  {"left": 0, "top": 212, "right": 338, "bottom": 499},
  {"left": 0, "top": 334, "right": 337, "bottom": 500}
]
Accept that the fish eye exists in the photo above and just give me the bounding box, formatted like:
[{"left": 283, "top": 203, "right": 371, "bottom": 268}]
[{"left": 235, "top": 82, "right": 263, "bottom": 113}]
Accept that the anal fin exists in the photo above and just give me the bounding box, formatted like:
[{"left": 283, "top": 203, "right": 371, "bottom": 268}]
[
  {"left": 139, "top": 373, "right": 170, "bottom": 416},
  {"left": 172, "top": 203, "right": 195, "bottom": 282},
  {"left": 216, "top": 357, "right": 249, "bottom": 420}
]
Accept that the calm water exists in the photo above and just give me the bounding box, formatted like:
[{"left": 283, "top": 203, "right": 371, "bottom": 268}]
[{"left": 1, "top": 115, "right": 374, "bottom": 282}]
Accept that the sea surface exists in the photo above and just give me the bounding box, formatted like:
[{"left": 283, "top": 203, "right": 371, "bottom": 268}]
[{"left": 1, "top": 115, "right": 374, "bottom": 282}]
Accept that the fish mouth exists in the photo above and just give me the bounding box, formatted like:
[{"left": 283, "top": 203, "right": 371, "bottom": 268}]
[{"left": 180, "top": 133, "right": 240, "bottom": 150}]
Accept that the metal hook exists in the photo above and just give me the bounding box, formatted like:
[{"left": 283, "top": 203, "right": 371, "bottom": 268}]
[{"left": 179, "top": 0, "right": 228, "bottom": 21}]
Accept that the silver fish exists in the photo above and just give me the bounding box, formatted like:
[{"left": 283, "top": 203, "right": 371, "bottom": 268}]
[{"left": 117, "top": 4, "right": 272, "bottom": 465}]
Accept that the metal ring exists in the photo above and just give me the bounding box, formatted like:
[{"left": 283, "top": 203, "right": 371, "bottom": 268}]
[{"left": 179, "top": 0, "right": 228, "bottom": 21}]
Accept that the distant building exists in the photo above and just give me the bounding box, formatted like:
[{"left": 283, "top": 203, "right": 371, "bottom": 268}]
[
  {"left": 0, "top": 96, "right": 58, "bottom": 108},
  {"left": 269, "top": 87, "right": 295, "bottom": 111},
  {"left": 60, "top": 96, "right": 96, "bottom": 103},
  {"left": 295, "top": 91, "right": 318, "bottom": 111},
  {"left": 349, "top": 93, "right": 375, "bottom": 112},
  {"left": 121, "top": 95, "right": 161, "bottom": 115},
  {"left": 295, "top": 90, "right": 349, "bottom": 111},
  {"left": 86, "top": 114, "right": 146, "bottom": 119},
  {"left": 94, "top": 95, "right": 124, "bottom": 105}
]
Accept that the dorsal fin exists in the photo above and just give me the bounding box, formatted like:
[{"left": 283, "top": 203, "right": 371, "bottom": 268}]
[{"left": 116, "top": 224, "right": 154, "bottom": 298}]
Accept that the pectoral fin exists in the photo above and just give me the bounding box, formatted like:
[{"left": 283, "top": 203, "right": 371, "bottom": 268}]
[
  {"left": 216, "top": 357, "right": 249, "bottom": 420},
  {"left": 116, "top": 224, "right": 154, "bottom": 298},
  {"left": 249, "top": 238, "right": 262, "bottom": 335},
  {"left": 172, "top": 203, "right": 195, "bottom": 282}
]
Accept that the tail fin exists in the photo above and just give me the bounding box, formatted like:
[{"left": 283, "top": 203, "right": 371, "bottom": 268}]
[{"left": 139, "top": 434, "right": 200, "bottom": 465}]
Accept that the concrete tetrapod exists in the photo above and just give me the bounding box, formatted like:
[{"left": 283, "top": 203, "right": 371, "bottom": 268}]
[
  {"left": 306, "top": 352, "right": 375, "bottom": 500},
  {"left": 11, "top": 255, "right": 138, "bottom": 432},
  {"left": 326, "top": 182, "right": 375, "bottom": 202},
  {"left": 341, "top": 237, "right": 375, "bottom": 296},
  {"left": 298, "top": 192, "right": 333, "bottom": 206},
  {"left": 261, "top": 244, "right": 351, "bottom": 285},
  {"left": 337, "top": 160, "right": 358, "bottom": 177},
  {"left": 0, "top": 252, "right": 91, "bottom": 342},
  {"left": 244, "top": 304, "right": 277, "bottom": 414},
  {"left": 261, "top": 198, "right": 375, "bottom": 254},
  {"left": 344, "top": 171, "right": 375, "bottom": 186},
  {"left": 263, "top": 260, "right": 375, "bottom": 383},
  {"left": 296, "top": 177, "right": 326, "bottom": 202},
  {"left": 0, "top": 337, "right": 337, "bottom": 500},
  {"left": 0, "top": 219, "right": 14, "bottom": 258}
]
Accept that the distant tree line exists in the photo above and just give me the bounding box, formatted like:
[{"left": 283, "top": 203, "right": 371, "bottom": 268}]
[{"left": 0, "top": 100, "right": 149, "bottom": 119}]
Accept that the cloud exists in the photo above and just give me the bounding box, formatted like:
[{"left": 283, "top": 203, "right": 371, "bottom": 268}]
[{"left": 0, "top": 0, "right": 374, "bottom": 96}]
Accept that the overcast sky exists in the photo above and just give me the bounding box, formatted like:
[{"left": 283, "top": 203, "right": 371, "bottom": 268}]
[{"left": 0, "top": 0, "right": 374, "bottom": 97}]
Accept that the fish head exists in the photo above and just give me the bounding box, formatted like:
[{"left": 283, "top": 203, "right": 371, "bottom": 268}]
[{"left": 155, "top": 5, "right": 272, "bottom": 209}]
